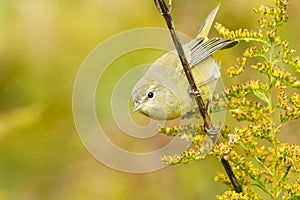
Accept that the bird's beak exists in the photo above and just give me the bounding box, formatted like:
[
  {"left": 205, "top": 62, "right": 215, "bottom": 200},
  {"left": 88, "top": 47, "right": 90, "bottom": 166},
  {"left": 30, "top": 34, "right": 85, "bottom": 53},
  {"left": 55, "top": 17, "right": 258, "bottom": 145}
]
[{"left": 133, "top": 102, "right": 141, "bottom": 112}]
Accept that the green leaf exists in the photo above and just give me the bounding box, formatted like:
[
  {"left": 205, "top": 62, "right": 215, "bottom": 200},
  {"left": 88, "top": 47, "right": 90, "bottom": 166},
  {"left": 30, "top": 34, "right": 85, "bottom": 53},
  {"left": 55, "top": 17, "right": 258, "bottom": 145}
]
[
  {"left": 252, "top": 89, "right": 269, "bottom": 103},
  {"left": 251, "top": 183, "right": 273, "bottom": 198},
  {"left": 254, "top": 156, "right": 273, "bottom": 176}
]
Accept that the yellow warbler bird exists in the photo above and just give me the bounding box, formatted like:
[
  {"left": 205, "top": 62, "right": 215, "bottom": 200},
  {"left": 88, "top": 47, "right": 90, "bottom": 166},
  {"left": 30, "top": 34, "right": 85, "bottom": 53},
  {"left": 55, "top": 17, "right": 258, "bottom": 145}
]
[{"left": 131, "top": 4, "right": 237, "bottom": 120}]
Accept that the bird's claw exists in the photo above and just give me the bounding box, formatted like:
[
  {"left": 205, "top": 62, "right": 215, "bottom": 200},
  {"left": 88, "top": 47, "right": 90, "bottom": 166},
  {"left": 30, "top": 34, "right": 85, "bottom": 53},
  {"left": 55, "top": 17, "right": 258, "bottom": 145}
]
[{"left": 189, "top": 88, "right": 205, "bottom": 97}]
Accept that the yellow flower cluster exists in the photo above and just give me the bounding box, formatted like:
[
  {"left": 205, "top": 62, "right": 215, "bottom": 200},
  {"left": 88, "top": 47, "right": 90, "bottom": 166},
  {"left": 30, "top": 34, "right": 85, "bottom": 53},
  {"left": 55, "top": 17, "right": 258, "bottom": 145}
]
[
  {"left": 226, "top": 80, "right": 269, "bottom": 98},
  {"left": 227, "top": 97, "right": 269, "bottom": 121},
  {"left": 159, "top": 124, "right": 216, "bottom": 164},
  {"left": 278, "top": 89, "right": 300, "bottom": 122},
  {"left": 216, "top": 190, "right": 260, "bottom": 200},
  {"left": 161, "top": 136, "right": 214, "bottom": 165},
  {"left": 215, "top": 23, "right": 264, "bottom": 43},
  {"left": 213, "top": 0, "right": 300, "bottom": 198},
  {"left": 158, "top": 124, "right": 204, "bottom": 140},
  {"left": 254, "top": 0, "right": 288, "bottom": 28},
  {"left": 161, "top": 147, "right": 203, "bottom": 165},
  {"left": 272, "top": 66, "right": 300, "bottom": 87}
]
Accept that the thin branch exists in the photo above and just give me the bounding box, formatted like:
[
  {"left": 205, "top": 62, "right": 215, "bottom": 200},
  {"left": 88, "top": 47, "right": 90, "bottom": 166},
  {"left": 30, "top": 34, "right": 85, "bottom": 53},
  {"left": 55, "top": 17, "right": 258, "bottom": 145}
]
[
  {"left": 221, "top": 157, "right": 243, "bottom": 193},
  {"left": 153, "top": 0, "right": 242, "bottom": 193}
]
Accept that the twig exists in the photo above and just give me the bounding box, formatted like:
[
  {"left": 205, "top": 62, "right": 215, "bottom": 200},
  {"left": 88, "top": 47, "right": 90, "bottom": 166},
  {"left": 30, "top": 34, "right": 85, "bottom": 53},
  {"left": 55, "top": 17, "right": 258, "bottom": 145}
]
[{"left": 153, "top": 0, "right": 242, "bottom": 193}]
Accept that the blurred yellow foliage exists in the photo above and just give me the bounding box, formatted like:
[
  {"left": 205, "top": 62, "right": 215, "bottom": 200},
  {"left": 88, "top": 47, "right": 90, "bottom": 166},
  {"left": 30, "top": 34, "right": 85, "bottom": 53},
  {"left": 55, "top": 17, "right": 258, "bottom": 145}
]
[{"left": 0, "top": 0, "right": 299, "bottom": 199}]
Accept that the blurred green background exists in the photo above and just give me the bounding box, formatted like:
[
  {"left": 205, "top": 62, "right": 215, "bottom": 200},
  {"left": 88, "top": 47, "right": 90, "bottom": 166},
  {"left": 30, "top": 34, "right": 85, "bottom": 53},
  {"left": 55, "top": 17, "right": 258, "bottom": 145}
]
[{"left": 0, "top": 0, "right": 299, "bottom": 199}]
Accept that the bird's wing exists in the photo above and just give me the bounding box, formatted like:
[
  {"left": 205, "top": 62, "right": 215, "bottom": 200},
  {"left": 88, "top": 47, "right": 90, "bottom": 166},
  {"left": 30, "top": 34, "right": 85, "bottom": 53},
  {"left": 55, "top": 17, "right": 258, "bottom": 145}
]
[{"left": 189, "top": 38, "right": 238, "bottom": 67}]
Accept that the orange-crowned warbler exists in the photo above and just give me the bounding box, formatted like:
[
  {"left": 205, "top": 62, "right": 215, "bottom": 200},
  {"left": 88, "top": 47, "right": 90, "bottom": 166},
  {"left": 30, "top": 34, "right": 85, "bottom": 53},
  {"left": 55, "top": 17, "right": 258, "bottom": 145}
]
[{"left": 131, "top": 4, "right": 237, "bottom": 120}]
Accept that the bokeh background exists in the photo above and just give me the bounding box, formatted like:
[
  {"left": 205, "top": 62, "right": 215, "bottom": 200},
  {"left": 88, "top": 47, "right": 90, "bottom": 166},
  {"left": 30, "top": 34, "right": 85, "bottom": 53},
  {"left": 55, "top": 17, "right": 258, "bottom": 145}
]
[{"left": 0, "top": 0, "right": 299, "bottom": 199}]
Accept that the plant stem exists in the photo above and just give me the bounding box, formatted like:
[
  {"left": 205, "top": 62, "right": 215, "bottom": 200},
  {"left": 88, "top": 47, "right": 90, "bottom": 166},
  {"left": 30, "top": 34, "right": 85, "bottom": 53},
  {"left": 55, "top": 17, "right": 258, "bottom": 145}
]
[{"left": 268, "top": 43, "right": 278, "bottom": 200}]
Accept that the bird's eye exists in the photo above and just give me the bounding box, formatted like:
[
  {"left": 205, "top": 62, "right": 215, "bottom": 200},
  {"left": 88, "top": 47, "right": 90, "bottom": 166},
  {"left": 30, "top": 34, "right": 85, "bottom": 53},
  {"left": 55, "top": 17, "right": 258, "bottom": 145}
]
[{"left": 147, "top": 91, "right": 154, "bottom": 98}]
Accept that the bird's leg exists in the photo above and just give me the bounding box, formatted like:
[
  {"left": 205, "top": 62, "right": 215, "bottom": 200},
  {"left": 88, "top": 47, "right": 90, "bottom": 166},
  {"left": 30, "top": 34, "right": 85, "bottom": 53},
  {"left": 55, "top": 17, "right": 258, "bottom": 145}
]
[
  {"left": 189, "top": 75, "right": 218, "bottom": 98},
  {"left": 188, "top": 87, "right": 205, "bottom": 97},
  {"left": 207, "top": 124, "right": 221, "bottom": 143}
]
